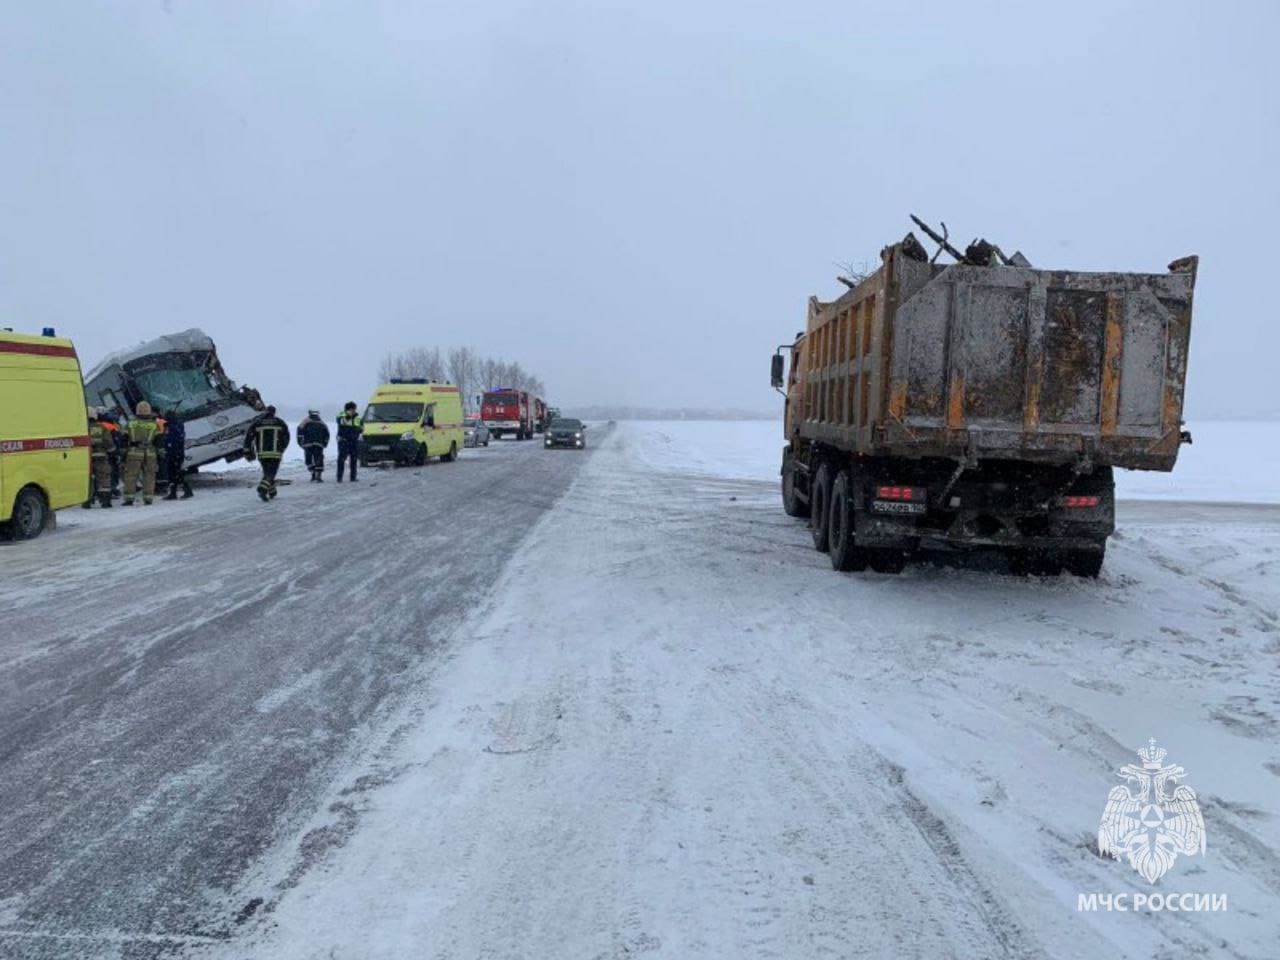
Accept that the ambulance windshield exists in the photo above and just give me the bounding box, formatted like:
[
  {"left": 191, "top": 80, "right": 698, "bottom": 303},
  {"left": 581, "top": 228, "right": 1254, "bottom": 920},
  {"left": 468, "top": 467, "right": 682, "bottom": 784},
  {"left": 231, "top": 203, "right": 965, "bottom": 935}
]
[{"left": 365, "top": 402, "right": 424, "bottom": 424}]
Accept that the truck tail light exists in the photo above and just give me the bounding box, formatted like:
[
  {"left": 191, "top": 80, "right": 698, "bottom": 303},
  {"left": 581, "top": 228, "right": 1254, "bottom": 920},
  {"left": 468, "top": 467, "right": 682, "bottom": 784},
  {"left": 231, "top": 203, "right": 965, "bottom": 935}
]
[
  {"left": 876, "top": 485, "right": 924, "bottom": 501},
  {"left": 1063, "top": 495, "right": 1100, "bottom": 508}
]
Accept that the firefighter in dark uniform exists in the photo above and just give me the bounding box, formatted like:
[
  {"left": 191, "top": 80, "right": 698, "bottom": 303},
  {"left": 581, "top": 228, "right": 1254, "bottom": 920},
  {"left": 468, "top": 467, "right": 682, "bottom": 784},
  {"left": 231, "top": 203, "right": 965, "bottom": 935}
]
[
  {"left": 244, "top": 405, "right": 291, "bottom": 501},
  {"left": 336, "top": 401, "right": 363, "bottom": 482},
  {"left": 297, "top": 410, "right": 331, "bottom": 482},
  {"left": 163, "top": 411, "right": 193, "bottom": 500},
  {"left": 83, "top": 407, "right": 114, "bottom": 508}
]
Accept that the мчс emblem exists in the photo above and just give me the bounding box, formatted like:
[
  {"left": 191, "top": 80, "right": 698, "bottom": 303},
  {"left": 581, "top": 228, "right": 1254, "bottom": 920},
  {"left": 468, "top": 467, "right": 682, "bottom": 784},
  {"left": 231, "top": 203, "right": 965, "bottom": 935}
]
[{"left": 1098, "top": 739, "right": 1206, "bottom": 883}]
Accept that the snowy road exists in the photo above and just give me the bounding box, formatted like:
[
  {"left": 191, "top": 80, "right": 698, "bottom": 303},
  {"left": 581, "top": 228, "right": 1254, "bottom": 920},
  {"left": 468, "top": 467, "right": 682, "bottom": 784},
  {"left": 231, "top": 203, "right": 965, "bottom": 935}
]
[
  {"left": 3, "top": 423, "right": 1278, "bottom": 960},
  {"left": 0, "top": 439, "right": 589, "bottom": 959}
]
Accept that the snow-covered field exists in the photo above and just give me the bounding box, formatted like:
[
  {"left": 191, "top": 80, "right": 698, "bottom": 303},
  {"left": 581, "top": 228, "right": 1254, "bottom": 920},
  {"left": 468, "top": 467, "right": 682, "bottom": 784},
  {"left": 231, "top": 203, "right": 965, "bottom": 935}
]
[
  {"left": 617, "top": 418, "right": 1280, "bottom": 504},
  {"left": 195, "top": 421, "right": 1280, "bottom": 960}
]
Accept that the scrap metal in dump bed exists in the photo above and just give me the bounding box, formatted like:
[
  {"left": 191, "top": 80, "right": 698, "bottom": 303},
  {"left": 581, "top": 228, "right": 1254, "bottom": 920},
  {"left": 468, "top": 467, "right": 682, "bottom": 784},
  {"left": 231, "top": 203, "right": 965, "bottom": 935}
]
[{"left": 771, "top": 217, "right": 1197, "bottom": 577}]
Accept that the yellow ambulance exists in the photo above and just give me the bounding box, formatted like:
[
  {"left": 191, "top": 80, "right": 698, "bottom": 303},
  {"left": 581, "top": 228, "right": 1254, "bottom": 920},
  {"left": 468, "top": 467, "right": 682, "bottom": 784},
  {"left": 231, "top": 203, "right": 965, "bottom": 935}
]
[
  {"left": 360, "top": 379, "right": 465, "bottom": 466},
  {"left": 0, "top": 329, "right": 91, "bottom": 539}
]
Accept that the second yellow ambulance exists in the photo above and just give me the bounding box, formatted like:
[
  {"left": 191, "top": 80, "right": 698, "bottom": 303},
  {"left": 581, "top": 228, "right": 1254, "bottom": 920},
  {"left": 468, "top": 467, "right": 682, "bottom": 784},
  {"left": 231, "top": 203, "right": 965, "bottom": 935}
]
[{"left": 360, "top": 379, "right": 465, "bottom": 466}]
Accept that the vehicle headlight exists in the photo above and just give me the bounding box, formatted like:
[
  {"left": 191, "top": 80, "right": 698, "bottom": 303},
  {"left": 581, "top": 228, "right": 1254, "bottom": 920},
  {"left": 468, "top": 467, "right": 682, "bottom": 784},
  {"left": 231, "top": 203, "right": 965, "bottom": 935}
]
[
  {"left": 400, "top": 431, "right": 415, "bottom": 441},
  {"left": 574, "top": 432, "right": 582, "bottom": 439}
]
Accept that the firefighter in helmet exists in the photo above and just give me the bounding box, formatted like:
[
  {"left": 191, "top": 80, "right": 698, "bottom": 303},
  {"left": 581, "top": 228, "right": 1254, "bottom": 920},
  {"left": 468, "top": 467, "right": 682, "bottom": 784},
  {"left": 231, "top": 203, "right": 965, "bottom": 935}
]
[
  {"left": 122, "top": 400, "right": 164, "bottom": 505},
  {"left": 82, "top": 407, "right": 114, "bottom": 509},
  {"left": 244, "top": 405, "right": 291, "bottom": 501}
]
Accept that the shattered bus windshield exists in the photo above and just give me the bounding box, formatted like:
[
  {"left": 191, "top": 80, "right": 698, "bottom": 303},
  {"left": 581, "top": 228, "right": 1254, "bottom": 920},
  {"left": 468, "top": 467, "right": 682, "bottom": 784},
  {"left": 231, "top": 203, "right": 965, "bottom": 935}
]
[{"left": 132, "top": 366, "right": 223, "bottom": 415}]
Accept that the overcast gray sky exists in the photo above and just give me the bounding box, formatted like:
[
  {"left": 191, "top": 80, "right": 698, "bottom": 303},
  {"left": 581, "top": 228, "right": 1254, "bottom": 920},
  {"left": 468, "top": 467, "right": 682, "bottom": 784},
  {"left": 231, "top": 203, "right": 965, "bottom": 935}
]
[{"left": 2, "top": 1, "right": 1276, "bottom": 416}]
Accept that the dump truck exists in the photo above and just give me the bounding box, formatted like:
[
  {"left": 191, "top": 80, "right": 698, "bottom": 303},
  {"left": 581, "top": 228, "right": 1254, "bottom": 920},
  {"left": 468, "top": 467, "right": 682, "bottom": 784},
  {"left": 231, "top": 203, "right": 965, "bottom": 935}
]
[{"left": 771, "top": 222, "right": 1197, "bottom": 577}]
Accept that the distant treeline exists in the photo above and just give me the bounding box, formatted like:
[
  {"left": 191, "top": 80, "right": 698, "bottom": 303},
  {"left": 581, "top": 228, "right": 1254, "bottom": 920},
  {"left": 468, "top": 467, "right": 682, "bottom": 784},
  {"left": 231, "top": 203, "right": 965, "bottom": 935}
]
[{"left": 377, "top": 347, "right": 546, "bottom": 409}]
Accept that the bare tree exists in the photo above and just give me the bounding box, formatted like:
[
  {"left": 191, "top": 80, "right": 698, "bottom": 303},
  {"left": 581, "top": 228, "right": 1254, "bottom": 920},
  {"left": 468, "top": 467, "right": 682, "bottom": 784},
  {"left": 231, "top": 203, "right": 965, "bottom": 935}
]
[
  {"left": 378, "top": 346, "right": 444, "bottom": 383},
  {"left": 378, "top": 347, "right": 547, "bottom": 407}
]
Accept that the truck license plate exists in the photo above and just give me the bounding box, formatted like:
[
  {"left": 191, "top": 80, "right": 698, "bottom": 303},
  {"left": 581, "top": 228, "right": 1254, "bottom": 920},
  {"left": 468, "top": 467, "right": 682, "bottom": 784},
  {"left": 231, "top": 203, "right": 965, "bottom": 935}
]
[{"left": 872, "top": 500, "right": 926, "bottom": 515}]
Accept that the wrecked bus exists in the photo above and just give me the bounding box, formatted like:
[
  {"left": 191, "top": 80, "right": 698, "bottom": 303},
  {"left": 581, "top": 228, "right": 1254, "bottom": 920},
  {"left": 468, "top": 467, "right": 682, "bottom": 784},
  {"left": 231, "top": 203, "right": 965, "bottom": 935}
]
[{"left": 83, "top": 329, "right": 265, "bottom": 470}]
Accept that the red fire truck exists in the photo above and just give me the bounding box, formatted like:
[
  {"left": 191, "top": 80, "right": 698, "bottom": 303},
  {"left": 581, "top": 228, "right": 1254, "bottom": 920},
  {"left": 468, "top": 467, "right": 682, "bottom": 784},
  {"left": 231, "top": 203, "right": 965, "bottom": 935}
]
[
  {"left": 533, "top": 397, "right": 548, "bottom": 434},
  {"left": 481, "top": 388, "right": 536, "bottom": 440}
]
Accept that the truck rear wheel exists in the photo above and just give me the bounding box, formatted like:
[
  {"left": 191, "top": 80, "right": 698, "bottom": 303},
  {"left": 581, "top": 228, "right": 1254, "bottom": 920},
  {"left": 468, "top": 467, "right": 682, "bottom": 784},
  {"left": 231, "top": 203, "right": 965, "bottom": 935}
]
[
  {"left": 781, "top": 456, "right": 809, "bottom": 518},
  {"left": 869, "top": 549, "right": 906, "bottom": 574},
  {"left": 1064, "top": 546, "right": 1105, "bottom": 578},
  {"left": 828, "top": 471, "right": 868, "bottom": 571},
  {"left": 9, "top": 487, "right": 48, "bottom": 541},
  {"left": 809, "top": 462, "right": 832, "bottom": 553},
  {"left": 442, "top": 441, "right": 457, "bottom": 462}
]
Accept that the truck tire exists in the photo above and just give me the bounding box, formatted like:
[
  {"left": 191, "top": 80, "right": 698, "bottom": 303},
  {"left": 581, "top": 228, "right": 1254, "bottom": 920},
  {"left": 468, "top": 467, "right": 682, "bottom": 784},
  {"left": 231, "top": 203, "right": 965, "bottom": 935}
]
[
  {"left": 869, "top": 549, "right": 906, "bottom": 575},
  {"left": 1022, "top": 549, "right": 1063, "bottom": 577},
  {"left": 10, "top": 487, "right": 47, "bottom": 541},
  {"left": 442, "top": 441, "right": 457, "bottom": 462},
  {"left": 781, "top": 456, "right": 809, "bottom": 519},
  {"left": 415, "top": 443, "right": 427, "bottom": 466},
  {"left": 1064, "top": 546, "right": 1104, "bottom": 578},
  {"left": 809, "top": 462, "right": 832, "bottom": 553},
  {"left": 828, "top": 470, "right": 868, "bottom": 571}
]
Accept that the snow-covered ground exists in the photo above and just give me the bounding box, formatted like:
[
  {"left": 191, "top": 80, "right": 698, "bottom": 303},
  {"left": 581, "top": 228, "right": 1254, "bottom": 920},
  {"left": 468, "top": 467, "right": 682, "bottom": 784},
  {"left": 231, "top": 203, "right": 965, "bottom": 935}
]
[{"left": 196, "top": 421, "right": 1280, "bottom": 960}]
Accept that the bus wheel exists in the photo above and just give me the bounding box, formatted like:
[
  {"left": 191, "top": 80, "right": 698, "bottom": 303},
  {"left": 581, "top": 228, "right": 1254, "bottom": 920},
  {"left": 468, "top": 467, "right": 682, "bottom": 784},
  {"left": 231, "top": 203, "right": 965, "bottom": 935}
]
[{"left": 10, "top": 487, "right": 48, "bottom": 540}]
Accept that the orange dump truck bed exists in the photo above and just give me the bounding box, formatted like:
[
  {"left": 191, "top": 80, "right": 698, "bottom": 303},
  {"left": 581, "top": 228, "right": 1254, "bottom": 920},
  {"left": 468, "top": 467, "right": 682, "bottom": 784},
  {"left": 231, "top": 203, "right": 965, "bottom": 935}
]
[{"left": 790, "top": 242, "right": 1197, "bottom": 471}]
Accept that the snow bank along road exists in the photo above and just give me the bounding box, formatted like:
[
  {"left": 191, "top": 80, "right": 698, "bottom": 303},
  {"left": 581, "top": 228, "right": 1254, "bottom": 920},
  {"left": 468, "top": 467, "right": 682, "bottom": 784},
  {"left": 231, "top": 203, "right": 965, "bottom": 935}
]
[
  {"left": 4, "top": 422, "right": 1279, "bottom": 960},
  {"left": 0, "top": 438, "right": 588, "bottom": 959}
]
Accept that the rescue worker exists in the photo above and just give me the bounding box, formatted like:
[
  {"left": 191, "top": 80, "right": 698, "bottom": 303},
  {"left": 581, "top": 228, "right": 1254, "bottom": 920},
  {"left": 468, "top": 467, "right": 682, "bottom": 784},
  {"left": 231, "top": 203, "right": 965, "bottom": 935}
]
[
  {"left": 83, "top": 407, "right": 114, "bottom": 509},
  {"left": 336, "top": 401, "right": 363, "bottom": 482},
  {"left": 122, "top": 400, "right": 163, "bottom": 505},
  {"left": 297, "top": 409, "right": 330, "bottom": 482},
  {"left": 244, "top": 405, "right": 291, "bottom": 502},
  {"left": 163, "top": 411, "right": 193, "bottom": 500},
  {"left": 101, "top": 411, "right": 123, "bottom": 497}
]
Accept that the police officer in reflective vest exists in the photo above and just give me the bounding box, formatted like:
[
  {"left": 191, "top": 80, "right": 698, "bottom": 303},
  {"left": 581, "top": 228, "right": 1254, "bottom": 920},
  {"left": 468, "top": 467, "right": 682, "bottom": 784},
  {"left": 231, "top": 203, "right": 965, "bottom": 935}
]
[
  {"left": 122, "top": 400, "right": 164, "bottom": 505},
  {"left": 83, "top": 407, "right": 114, "bottom": 509},
  {"left": 336, "top": 401, "right": 363, "bottom": 482},
  {"left": 244, "top": 405, "right": 291, "bottom": 502}
]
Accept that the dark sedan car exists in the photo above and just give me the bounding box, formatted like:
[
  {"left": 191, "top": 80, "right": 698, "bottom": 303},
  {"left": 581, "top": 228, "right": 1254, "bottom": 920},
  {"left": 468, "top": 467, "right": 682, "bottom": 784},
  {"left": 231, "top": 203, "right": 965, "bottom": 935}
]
[{"left": 544, "top": 418, "right": 586, "bottom": 449}]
